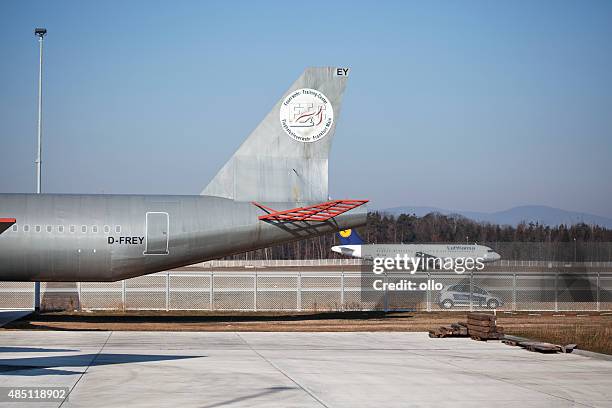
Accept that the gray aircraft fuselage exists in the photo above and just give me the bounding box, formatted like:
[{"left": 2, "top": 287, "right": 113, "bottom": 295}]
[{"left": 0, "top": 193, "right": 365, "bottom": 281}]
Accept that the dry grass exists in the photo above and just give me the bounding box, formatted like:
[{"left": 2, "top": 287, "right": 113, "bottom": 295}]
[
  {"left": 3, "top": 310, "right": 611, "bottom": 354},
  {"left": 504, "top": 323, "right": 612, "bottom": 355},
  {"left": 2, "top": 311, "right": 462, "bottom": 332}
]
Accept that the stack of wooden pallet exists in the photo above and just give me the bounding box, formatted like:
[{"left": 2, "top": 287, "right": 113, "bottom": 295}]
[
  {"left": 502, "top": 336, "right": 577, "bottom": 353},
  {"left": 428, "top": 322, "right": 468, "bottom": 338},
  {"left": 467, "top": 313, "right": 504, "bottom": 340}
]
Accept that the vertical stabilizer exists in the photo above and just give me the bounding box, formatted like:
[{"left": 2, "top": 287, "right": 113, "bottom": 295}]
[
  {"left": 201, "top": 67, "right": 349, "bottom": 202},
  {"left": 337, "top": 229, "right": 365, "bottom": 245}
]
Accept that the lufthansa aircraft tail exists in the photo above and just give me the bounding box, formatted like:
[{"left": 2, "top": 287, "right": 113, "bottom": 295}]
[
  {"left": 337, "top": 229, "right": 365, "bottom": 245},
  {"left": 202, "top": 67, "right": 349, "bottom": 203}
]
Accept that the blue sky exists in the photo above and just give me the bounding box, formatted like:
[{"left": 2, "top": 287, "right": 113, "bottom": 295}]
[{"left": 1, "top": 1, "right": 611, "bottom": 217}]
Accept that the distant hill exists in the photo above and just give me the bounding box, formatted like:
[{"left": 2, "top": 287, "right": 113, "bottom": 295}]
[{"left": 381, "top": 205, "right": 612, "bottom": 228}]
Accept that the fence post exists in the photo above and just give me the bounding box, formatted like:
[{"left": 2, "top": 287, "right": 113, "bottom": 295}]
[
  {"left": 554, "top": 273, "right": 558, "bottom": 312},
  {"left": 427, "top": 271, "right": 431, "bottom": 312},
  {"left": 469, "top": 272, "right": 474, "bottom": 312},
  {"left": 77, "top": 282, "right": 82, "bottom": 311},
  {"left": 165, "top": 273, "right": 169, "bottom": 312},
  {"left": 597, "top": 272, "right": 600, "bottom": 312},
  {"left": 254, "top": 272, "right": 258, "bottom": 312},
  {"left": 210, "top": 272, "right": 214, "bottom": 311},
  {"left": 384, "top": 273, "right": 389, "bottom": 312},
  {"left": 297, "top": 272, "right": 302, "bottom": 311},
  {"left": 122, "top": 280, "right": 126, "bottom": 312},
  {"left": 340, "top": 270, "right": 345, "bottom": 312},
  {"left": 512, "top": 273, "right": 517, "bottom": 311}
]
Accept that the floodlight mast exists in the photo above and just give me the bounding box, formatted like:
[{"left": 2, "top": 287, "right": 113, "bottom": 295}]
[
  {"left": 35, "top": 28, "right": 46, "bottom": 195},
  {"left": 34, "top": 27, "right": 46, "bottom": 312}
]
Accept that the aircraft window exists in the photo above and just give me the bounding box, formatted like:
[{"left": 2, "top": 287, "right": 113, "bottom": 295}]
[
  {"left": 104, "top": 225, "right": 110, "bottom": 234},
  {"left": 70, "top": 225, "right": 76, "bottom": 233},
  {"left": 46, "top": 225, "right": 52, "bottom": 233},
  {"left": 35, "top": 225, "right": 41, "bottom": 233},
  {"left": 115, "top": 225, "right": 121, "bottom": 233},
  {"left": 23, "top": 225, "right": 30, "bottom": 232},
  {"left": 92, "top": 226, "right": 98, "bottom": 233},
  {"left": 81, "top": 225, "right": 87, "bottom": 233},
  {"left": 58, "top": 225, "right": 64, "bottom": 233},
  {"left": 12, "top": 224, "right": 18, "bottom": 232}
]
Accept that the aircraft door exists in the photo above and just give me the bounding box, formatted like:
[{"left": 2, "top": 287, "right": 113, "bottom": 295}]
[{"left": 144, "top": 212, "right": 169, "bottom": 255}]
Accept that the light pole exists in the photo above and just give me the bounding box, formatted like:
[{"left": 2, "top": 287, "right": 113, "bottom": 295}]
[
  {"left": 574, "top": 237, "right": 577, "bottom": 263},
  {"left": 35, "top": 28, "right": 46, "bottom": 195},
  {"left": 34, "top": 27, "right": 46, "bottom": 312}
]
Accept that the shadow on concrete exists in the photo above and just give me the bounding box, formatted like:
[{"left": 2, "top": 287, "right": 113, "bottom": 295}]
[
  {"left": 0, "top": 310, "right": 32, "bottom": 327},
  {"left": 5, "top": 311, "right": 414, "bottom": 330},
  {"left": 0, "top": 353, "right": 204, "bottom": 376},
  {"left": 3, "top": 319, "right": 107, "bottom": 331},
  {"left": 200, "top": 386, "right": 296, "bottom": 408}
]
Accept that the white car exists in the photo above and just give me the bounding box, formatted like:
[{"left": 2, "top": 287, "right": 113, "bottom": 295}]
[{"left": 438, "top": 284, "right": 503, "bottom": 309}]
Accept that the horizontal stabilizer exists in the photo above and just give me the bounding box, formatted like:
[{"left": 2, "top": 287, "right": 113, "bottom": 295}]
[
  {"left": 0, "top": 218, "right": 16, "bottom": 235},
  {"left": 253, "top": 200, "right": 367, "bottom": 222}
]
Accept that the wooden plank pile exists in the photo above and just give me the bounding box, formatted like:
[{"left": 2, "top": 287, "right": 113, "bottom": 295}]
[
  {"left": 502, "top": 336, "right": 577, "bottom": 353},
  {"left": 467, "top": 313, "right": 504, "bottom": 341},
  {"left": 428, "top": 322, "right": 468, "bottom": 338}
]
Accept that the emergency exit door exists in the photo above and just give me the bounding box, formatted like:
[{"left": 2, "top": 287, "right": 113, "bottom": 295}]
[{"left": 144, "top": 212, "right": 169, "bottom": 255}]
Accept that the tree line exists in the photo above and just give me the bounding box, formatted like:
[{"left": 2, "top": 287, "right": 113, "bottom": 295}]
[{"left": 226, "top": 212, "right": 612, "bottom": 261}]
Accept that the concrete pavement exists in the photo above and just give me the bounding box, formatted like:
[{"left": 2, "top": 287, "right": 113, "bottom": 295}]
[{"left": 0, "top": 331, "right": 610, "bottom": 407}]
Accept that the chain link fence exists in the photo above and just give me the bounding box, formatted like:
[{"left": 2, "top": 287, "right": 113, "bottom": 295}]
[{"left": 1, "top": 268, "right": 610, "bottom": 312}]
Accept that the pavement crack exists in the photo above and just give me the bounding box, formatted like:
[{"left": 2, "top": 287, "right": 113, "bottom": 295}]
[
  {"left": 58, "top": 331, "right": 113, "bottom": 408},
  {"left": 234, "top": 332, "right": 330, "bottom": 408}
]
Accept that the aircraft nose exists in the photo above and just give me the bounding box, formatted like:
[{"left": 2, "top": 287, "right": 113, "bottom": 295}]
[
  {"left": 331, "top": 246, "right": 342, "bottom": 254},
  {"left": 483, "top": 251, "right": 501, "bottom": 262}
]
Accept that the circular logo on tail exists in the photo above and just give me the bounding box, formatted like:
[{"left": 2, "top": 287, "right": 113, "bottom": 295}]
[{"left": 280, "top": 88, "right": 334, "bottom": 143}]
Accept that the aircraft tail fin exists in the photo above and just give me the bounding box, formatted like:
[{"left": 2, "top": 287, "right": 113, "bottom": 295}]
[
  {"left": 201, "top": 67, "right": 350, "bottom": 202},
  {"left": 337, "top": 229, "right": 364, "bottom": 245}
]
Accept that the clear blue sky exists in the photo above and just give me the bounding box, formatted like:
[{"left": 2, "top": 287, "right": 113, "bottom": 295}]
[{"left": 1, "top": 1, "right": 611, "bottom": 217}]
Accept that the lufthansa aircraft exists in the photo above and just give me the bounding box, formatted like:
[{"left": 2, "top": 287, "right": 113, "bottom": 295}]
[
  {"left": 331, "top": 229, "right": 501, "bottom": 262},
  {"left": 0, "top": 67, "right": 367, "bottom": 281}
]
